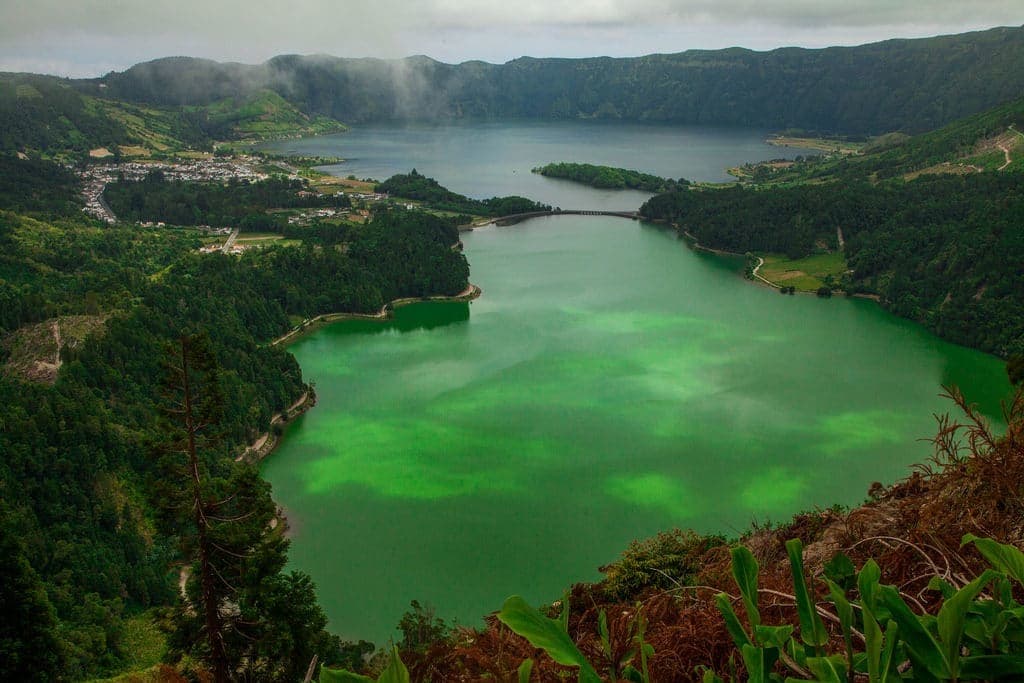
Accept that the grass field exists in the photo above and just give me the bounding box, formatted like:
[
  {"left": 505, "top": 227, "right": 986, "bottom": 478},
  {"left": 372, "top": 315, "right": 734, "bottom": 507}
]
[
  {"left": 236, "top": 235, "right": 301, "bottom": 248},
  {"left": 758, "top": 251, "right": 847, "bottom": 291},
  {"left": 767, "top": 135, "right": 865, "bottom": 155},
  {"left": 235, "top": 231, "right": 284, "bottom": 240}
]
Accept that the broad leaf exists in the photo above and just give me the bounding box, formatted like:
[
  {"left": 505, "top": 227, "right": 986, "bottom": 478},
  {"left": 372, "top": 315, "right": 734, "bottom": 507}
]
[
  {"left": 377, "top": 646, "right": 410, "bottom": 683},
  {"left": 963, "top": 535, "right": 1024, "bottom": 586},
  {"left": 826, "top": 579, "right": 854, "bottom": 677},
  {"left": 857, "top": 560, "right": 883, "bottom": 682},
  {"left": 518, "top": 658, "right": 534, "bottom": 683},
  {"left": 319, "top": 665, "right": 373, "bottom": 682},
  {"left": 806, "top": 654, "right": 848, "bottom": 682},
  {"left": 716, "top": 593, "right": 753, "bottom": 649},
  {"left": 741, "top": 643, "right": 777, "bottom": 683},
  {"left": 754, "top": 624, "right": 794, "bottom": 650},
  {"left": 937, "top": 569, "right": 999, "bottom": 678},
  {"left": 959, "top": 655, "right": 1024, "bottom": 680},
  {"left": 731, "top": 545, "right": 762, "bottom": 628},
  {"left": 598, "top": 609, "right": 611, "bottom": 659},
  {"left": 878, "top": 585, "right": 949, "bottom": 678},
  {"left": 622, "top": 664, "right": 644, "bottom": 682},
  {"left": 558, "top": 591, "right": 570, "bottom": 633},
  {"left": 786, "top": 539, "right": 828, "bottom": 649},
  {"left": 824, "top": 553, "right": 857, "bottom": 590},
  {"left": 701, "top": 668, "right": 726, "bottom": 683},
  {"left": 498, "top": 595, "right": 601, "bottom": 683},
  {"left": 878, "top": 620, "right": 900, "bottom": 683}
]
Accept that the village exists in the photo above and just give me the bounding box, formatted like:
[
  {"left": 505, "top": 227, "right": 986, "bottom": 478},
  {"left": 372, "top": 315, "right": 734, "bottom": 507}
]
[
  {"left": 76, "top": 155, "right": 274, "bottom": 223},
  {"left": 75, "top": 154, "right": 405, "bottom": 255}
]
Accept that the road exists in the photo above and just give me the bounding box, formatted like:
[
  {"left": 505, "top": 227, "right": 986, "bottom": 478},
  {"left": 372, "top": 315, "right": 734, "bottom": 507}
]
[{"left": 222, "top": 228, "right": 240, "bottom": 252}]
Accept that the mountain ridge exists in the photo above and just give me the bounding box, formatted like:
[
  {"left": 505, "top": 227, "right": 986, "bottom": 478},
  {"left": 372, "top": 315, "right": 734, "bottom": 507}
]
[{"left": 66, "top": 24, "right": 1024, "bottom": 135}]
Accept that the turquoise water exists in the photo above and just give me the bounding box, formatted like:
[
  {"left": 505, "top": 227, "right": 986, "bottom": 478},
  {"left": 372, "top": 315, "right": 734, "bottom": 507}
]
[{"left": 262, "top": 213, "right": 1009, "bottom": 642}]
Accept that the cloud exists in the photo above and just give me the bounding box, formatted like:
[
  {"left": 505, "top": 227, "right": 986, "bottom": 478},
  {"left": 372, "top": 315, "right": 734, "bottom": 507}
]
[{"left": 1, "top": 0, "right": 1021, "bottom": 76}]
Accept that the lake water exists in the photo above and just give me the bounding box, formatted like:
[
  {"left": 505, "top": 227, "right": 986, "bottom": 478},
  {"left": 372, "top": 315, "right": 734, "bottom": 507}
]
[
  {"left": 260, "top": 124, "right": 1010, "bottom": 643},
  {"left": 260, "top": 120, "right": 817, "bottom": 210}
]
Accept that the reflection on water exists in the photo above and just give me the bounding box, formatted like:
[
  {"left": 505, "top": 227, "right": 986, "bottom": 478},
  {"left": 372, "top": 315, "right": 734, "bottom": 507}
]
[{"left": 336, "top": 301, "right": 471, "bottom": 336}]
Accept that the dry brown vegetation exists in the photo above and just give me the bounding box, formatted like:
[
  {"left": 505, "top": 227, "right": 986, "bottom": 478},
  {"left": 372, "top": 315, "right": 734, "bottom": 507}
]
[
  {"left": 407, "top": 385, "right": 1024, "bottom": 681},
  {"left": 1, "top": 314, "right": 108, "bottom": 383}
]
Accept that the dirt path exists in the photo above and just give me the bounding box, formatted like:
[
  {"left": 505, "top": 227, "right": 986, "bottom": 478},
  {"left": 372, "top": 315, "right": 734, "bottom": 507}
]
[
  {"left": 31, "top": 320, "right": 63, "bottom": 379},
  {"left": 178, "top": 566, "right": 191, "bottom": 603},
  {"left": 750, "top": 256, "right": 779, "bottom": 288},
  {"left": 51, "top": 320, "right": 62, "bottom": 367},
  {"left": 998, "top": 144, "right": 1012, "bottom": 171},
  {"left": 836, "top": 227, "right": 845, "bottom": 250},
  {"left": 680, "top": 229, "right": 739, "bottom": 256},
  {"left": 236, "top": 391, "right": 311, "bottom": 462}
]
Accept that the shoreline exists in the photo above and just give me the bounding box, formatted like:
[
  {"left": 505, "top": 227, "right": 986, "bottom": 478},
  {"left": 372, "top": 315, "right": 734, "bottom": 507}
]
[
  {"left": 678, "top": 225, "right": 869, "bottom": 297},
  {"left": 236, "top": 390, "right": 316, "bottom": 465},
  {"left": 270, "top": 282, "right": 481, "bottom": 347},
  {"left": 244, "top": 282, "right": 481, "bottom": 534},
  {"left": 254, "top": 281, "right": 481, "bottom": 458}
]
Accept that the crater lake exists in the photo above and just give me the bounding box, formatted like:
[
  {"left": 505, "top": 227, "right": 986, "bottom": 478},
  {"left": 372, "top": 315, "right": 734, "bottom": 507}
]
[{"left": 259, "top": 123, "right": 1010, "bottom": 641}]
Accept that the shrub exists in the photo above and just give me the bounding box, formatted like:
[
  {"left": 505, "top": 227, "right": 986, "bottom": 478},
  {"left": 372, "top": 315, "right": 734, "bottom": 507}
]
[{"left": 601, "top": 530, "right": 725, "bottom": 600}]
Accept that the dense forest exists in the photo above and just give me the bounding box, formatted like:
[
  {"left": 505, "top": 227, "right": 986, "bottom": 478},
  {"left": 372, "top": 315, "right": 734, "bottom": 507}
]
[
  {"left": 0, "top": 176, "right": 469, "bottom": 678},
  {"left": 81, "top": 26, "right": 1024, "bottom": 135},
  {"left": 533, "top": 162, "right": 688, "bottom": 192},
  {"left": 640, "top": 173, "right": 1024, "bottom": 358},
  {"left": 104, "top": 173, "right": 349, "bottom": 229},
  {"left": 376, "top": 170, "right": 551, "bottom": 216},
  {"left": 0, "top": 155, "right": 86, "bottom": 216},
  {"left": 0, "top": 74, "right": 130, "bottom": 156}
]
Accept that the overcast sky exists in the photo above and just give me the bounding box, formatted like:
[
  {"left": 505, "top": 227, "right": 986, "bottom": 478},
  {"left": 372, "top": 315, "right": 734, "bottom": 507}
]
[{"left": 2, "top": 0, "right": 1022, "bottom": 77}]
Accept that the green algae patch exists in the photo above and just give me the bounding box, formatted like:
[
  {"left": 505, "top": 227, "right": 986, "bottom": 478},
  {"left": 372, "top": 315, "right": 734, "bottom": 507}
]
[
  {"left": 262, "top": 215, "right": 1011, "bottom": 643},
  {"left": 604, "top": 473, "right": 695, "bottom": 521},
  {"left": 815, "top": 410, "right": 907, "bottom": 455},
  {"left": 739, "top": 467, "right": 808, "bottom": 513}
]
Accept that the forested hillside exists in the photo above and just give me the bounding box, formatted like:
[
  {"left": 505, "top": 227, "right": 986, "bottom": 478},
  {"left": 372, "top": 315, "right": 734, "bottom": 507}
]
[
  {"left": 641, "top": 151, "right": 1024, "bottom": 358},
  {"left": 85, "top": 25, "right": 1024, "bottom": 135},
  {"left": 0, "top": 73, "right": 345, "bottom": 160},
  {"left": 748, "top": 95, "right": 1024, "bottom": 183},
  {"left": 0, "top": 180, "right": 469, "bottom": 678},
  {"left": 104, "top": 173, "right": 350, "bottom": 229},
  {"left": 376, "top": 170, "right": 550, "bottom": 217}
]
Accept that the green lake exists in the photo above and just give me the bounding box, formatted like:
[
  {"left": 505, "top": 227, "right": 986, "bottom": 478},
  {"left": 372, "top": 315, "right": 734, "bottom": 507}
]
[{"left": 262, "top": 214, "right": 1010, "bottom": 642}]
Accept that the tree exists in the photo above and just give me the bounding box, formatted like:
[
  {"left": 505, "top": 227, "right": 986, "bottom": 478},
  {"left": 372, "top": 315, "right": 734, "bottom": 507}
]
[
  {"left": 157, "top": 334, "right": 339, "bottom": 681},
  {"left": 157, "top": 333, "right": 234, "bottom": 682},
  {"left": 0, "top": 517, "right": 64, "bottom": 681},
  {"left": 1009, "top": 355, "right": 1024, "bottom": 386},
  {"left": 397, "top": 600, "right": 450, "bottom": 653}
]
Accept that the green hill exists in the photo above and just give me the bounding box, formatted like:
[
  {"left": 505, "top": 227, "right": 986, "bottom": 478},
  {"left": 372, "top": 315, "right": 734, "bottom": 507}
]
[
  {"left": 749, "top": 95, "right": 1024, "bottom": 183},
  {"left": 0, "top": 74, "right": 345, "bottom": 160},
  {"left": 640, "top": 98, "right": 1024, "bottom": 358},
  {"left": 87, "top": 25, "right": 1024, "bottom": 135}
]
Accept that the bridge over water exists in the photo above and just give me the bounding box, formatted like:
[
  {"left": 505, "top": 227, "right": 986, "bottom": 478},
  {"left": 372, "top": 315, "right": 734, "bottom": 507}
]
[{"left": 485, "top": 209, "right": 640, "bottom": 227}]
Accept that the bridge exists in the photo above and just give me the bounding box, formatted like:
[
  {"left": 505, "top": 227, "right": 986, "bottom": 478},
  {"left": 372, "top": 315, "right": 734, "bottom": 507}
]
[{"left": 485, "top": 209, "right": 640, "bottom": 227}]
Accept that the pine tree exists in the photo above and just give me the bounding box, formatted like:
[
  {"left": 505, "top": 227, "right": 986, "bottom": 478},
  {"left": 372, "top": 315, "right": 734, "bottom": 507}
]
[{"left": 156, "top": 334, "right": 338, "bottom": 681}]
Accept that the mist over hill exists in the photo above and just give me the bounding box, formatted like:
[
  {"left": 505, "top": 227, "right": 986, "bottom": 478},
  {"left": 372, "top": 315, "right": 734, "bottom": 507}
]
[{"left": 76, "top": 25, "right": 1024, "bottom": 135}]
